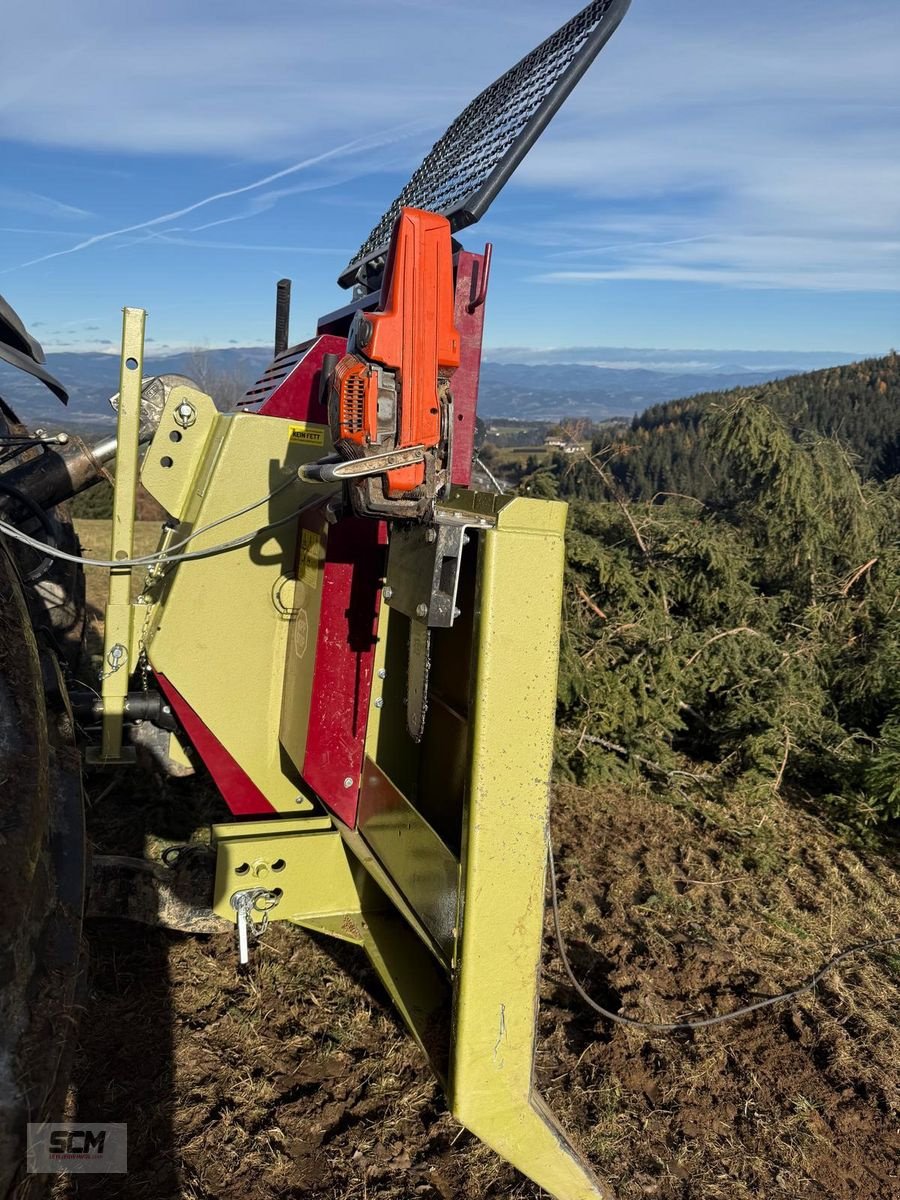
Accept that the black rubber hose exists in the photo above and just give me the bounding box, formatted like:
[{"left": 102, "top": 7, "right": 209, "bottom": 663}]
[{"left": 0, "top": 479, "right": 58, "bottom": 581}]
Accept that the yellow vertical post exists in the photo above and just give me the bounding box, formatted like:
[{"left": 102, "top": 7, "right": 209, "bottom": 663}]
[
  {"left": 98, "top": 307, "right": 145, "bottom": 761},
  {"left": 449, "top": 497, "right": 610, "bottom": 1200}
]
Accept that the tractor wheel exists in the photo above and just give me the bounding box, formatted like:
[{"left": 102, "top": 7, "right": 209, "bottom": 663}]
[{"left": 0, "top": 409, "right": 86, "bottom": 1197}]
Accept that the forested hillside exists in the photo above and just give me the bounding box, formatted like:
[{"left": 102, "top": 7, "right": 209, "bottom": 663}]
[
  {"left": 537, "top": 395, "right": 900, "bottom": 832},
  {"left": 558, "top": 353, "right": 899, "bottom": 503}
]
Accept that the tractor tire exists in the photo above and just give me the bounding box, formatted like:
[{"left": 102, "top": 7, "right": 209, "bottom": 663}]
[{"left": 0, "top": 404, "right": 86, "bottom": 1198}]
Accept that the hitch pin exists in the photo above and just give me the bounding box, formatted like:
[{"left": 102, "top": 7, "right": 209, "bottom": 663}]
[
  {"left": 236, "top": 901, "right": 250, "bottom": 964},
  {"left": 230, "top": 887, "right": 279, "bottom": 966}
]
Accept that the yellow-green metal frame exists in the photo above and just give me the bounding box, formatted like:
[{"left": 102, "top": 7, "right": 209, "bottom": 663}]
[
  {"left": 90, "top": 307, "right": 145, "bottom": 763},
  {"left": 209, "top": 493, "right": 608, "bottom": 1199},
  {"left": 450, "top": 497, "right": 608, "bottom": 1199},
  {"left": 137, "top": 384, "right": 337, "bottom": 810},
  {"left": 93, "top": 325, "right": 606, "bottom": 1198}
]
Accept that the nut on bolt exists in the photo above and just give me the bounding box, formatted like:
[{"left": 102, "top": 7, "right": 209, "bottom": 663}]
[
  {"left": 416, "top": 603, "right": 428, "bottom": 618},
  {"left": 174, "top": 399, "right": 197, "bottom": 429}
]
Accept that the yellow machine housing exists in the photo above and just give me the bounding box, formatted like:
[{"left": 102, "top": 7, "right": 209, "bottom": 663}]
[{"left": 93, "top": 308, "right": 610, "bottom": 1200}]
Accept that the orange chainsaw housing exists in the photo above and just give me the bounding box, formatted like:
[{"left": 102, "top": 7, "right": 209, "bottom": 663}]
[{"left": 333, "top": 207, "right": 460, "bottom": 500}]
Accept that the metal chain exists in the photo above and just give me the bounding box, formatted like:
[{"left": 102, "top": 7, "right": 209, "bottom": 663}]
[{"left": 230, "top": 887, "right": 281, "bottom": 964}]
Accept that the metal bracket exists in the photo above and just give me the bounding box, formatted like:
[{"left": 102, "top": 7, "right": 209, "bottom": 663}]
[
  {"left": 384, "top": 522, "right": 471, "bottom": 629},
  {"left": 211, "top": 817, "right": 362, "bottom": 931},
  {"left": 383, "top": 521, "right": 478, "bottom": 739}
]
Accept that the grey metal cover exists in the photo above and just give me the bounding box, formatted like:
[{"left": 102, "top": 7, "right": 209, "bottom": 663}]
[{"left": 338, "top": 0, "right": 631, "bottom": 289}]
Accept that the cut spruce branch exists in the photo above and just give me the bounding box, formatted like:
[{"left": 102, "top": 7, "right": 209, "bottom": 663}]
[
  {"left": 558, "top": 727, "right": 716, "bottom": 784},
  {"left": 683, "top": 627, "right": 762, "bottom": 669}
]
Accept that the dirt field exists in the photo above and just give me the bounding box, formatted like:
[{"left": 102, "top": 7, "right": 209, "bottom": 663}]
[
  {"left": 58, "top": 771, "right": 899, "bottom": 1200},
  {"left": 64, "top": 519, "right": 900, "bottom": 1200}
]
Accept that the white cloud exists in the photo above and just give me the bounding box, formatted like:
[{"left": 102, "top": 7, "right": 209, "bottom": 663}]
[
  {"left": 486, "top": 1, "right": 900, "bottom": 292},
  {"left": 1, "top": 0, "right": 898, "bottom": 296},
  {"left": 0, "top": 0, "right": 506, "bottom": 158},
  {"left": 0, "top": 187, "right": 92, "bottom": 220}
]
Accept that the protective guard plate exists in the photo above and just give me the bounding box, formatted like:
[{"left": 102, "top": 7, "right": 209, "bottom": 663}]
[{"left": 339, "top": 0, "right": 631, "bottom": 287}]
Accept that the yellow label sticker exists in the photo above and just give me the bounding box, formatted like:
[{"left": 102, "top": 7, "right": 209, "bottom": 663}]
[
  {"left": 289, "top": 424, "right": 325, "bottom": 447},
  {"left": 299, "top": 528, "right": 325, "bottom": 589}
]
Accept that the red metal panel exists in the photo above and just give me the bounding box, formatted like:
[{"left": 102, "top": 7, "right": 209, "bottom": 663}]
[
  {"left": 450, "top": 248, "right": 490, "bottom": 486},
  {"left": 302, "top": 517, "right": 386, "bottom": 828},
  {"left": 156, "top": 673, "right": 275, "bottom": 816},
  {"left": 251, "top": 333, "right": 347, "bottom": 422}
]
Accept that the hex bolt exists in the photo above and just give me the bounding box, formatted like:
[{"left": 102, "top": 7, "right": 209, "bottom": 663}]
[
  {"left": 383, "top": 586, "right": 393, "bottom": 601},
  {"left": 452, "top": 607, "right": 461, "bottom": 619},
  {"left": 425, "top": 528, "right": 437, "bottom": 543},
  {"left": 377, "top": 668, "right": 387, "bottom": 679},
  {"left": 342, "top": 776, "right": 354, "bottom": 789},
  {"left": 374, "top": 698, "right": 384, "bottom": 709},
  {"left": 416, "top": 603, "right": 428, "bottom": 618}
]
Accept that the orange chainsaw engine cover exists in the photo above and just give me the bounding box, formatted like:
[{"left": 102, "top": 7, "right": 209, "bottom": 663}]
[{"left": 333, "top": 207, "right": 460, "bottom": 500}]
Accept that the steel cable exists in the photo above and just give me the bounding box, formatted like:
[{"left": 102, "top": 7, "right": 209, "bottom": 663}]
[{"left": 548, "top": 835, "right": 900, "bottom": 1032}]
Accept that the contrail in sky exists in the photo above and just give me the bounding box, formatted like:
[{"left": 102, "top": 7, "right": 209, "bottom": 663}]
[{"left": 3, "top": 123, "right": 423, "bottom": 274}]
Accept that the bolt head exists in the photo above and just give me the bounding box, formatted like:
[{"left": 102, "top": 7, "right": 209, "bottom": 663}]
[
  {"left": 425, "top": 528, "right": 437, "bottom": 543},
  {"left": 342, "top": 776, "right": 354, "bottom": 789},
  {"left": 383, "top": 586, "right": 393, "bottom": 601},
  {"left": 377, "top": 668, "right": 387, "bottom": 679},
  {"left": 374, "top": 697, "right": 384, "bottom": 709},
  {"left": 416, "top": 603, "right": 428, "bottom": 618}
]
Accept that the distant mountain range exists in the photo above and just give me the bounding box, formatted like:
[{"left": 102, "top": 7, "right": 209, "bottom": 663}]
[
  {"left": 561, "top": 353, "right": 900, "bottom": 504},
  {"left": 0, "top": 344, "right": 871, "bottom": 427}
]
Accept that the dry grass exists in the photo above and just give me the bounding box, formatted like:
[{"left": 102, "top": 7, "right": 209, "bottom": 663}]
[{"left": 74, "top": 519, "right": 163, "bottom": 659}]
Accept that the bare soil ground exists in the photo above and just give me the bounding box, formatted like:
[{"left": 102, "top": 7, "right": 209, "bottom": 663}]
[
  {"left": 63, "top": 520, "right": 900, "bottom": 1200},
  {"left": 57, "top": 773, "right": 900, "bottom": 1200}
]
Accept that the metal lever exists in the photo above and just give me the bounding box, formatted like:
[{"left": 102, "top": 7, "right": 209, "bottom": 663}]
[
  {"left": 297, "top": 444, "right": 425, "bottom": 484},
  {"left": 467, "top": 243, "right": 493, "bottom": 313}
]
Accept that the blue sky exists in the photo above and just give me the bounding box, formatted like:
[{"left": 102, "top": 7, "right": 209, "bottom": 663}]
[{"left": 1, "top": 0, "right": 898, "bottom": 357}]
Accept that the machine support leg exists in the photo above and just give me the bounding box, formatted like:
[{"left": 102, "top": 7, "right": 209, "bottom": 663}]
[
  {"left": 94, "top": 307, "right": 145, "bottom": 763},
  {"left": 449, "top": 508, "right": 610, "bottom": 1200}
]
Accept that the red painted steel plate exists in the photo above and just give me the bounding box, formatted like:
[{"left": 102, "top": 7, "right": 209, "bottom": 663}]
[
  {"left": 156, "top": 673, "right": 275, "bottom": 816},
  {"left": 254, "top": 334, "right": 347, "bottom": 422},
  {"left": 450, "top": 249, "right": 489, "bottom": 486},
  {"left": 301, "top": 517, "right": 386, "bottom": 827}
]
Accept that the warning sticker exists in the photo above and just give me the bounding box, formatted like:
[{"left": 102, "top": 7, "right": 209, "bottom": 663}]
[
  {"left": 299, "top": 528, "right": 325, "bottom": 589},
  {"left": 289, "top": 424, "right": 325, "bottom": 447}
]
